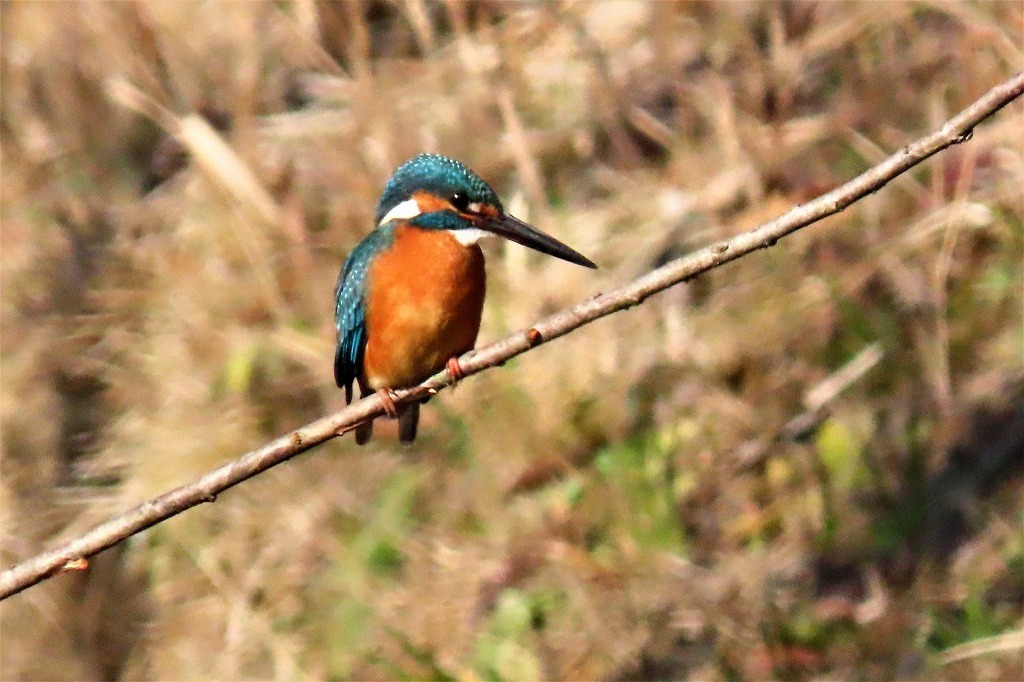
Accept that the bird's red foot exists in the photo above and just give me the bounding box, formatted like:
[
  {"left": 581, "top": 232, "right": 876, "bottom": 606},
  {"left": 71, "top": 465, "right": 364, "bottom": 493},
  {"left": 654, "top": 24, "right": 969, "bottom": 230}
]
[
  {"left": 446, "top": 357, "right": 466, "bottom": 384},
  {"left": 376, "top": 389, "right": 399, "bottom": 418}
]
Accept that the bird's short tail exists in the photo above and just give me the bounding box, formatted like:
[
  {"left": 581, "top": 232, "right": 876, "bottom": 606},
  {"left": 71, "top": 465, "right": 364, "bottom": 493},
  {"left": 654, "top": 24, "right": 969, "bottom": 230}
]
[
  {"left": 397, "top": 402, "right": 419, "bottom": 445},
  {"left": 353, "top": 400, "right": 418, "bottom": 445},
  {"left": 354, "top": 419, "right": 373, "bottom": 444}
]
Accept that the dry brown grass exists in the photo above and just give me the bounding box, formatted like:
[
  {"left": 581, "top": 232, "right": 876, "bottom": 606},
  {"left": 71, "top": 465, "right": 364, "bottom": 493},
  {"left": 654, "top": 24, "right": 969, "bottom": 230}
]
[{"left": 2, "top": 1, "right": 1022, "bottom": 679}]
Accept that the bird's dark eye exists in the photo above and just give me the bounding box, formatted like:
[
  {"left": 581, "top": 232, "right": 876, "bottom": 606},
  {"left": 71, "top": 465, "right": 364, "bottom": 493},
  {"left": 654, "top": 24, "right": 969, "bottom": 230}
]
[{"left": 450, "top": 192, "right": 471, "bottom": 212}]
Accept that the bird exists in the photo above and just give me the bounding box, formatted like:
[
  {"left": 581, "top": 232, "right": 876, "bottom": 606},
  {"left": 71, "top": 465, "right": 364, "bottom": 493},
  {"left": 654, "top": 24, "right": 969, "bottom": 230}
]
[{"left": 334, "top": 153, "right": 596, "bottom": 445}]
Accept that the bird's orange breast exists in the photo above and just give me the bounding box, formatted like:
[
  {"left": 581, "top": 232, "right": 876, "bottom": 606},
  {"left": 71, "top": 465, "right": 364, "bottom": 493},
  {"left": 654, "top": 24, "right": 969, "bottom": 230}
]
[{"left": 362, "top": 225, "right": 486, "bottom": 390}]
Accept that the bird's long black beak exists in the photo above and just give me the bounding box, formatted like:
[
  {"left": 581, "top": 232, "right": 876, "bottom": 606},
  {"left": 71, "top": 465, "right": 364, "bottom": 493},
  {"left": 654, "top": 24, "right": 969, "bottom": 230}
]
[{"left": 477, "top": 213, "right": 597, "bottom": 268}]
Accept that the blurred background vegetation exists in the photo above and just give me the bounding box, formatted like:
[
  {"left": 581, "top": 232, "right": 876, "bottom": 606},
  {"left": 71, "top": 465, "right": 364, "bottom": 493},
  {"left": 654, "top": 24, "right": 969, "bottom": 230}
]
[{"left": 1, "top": 1, "right": 1022, "bottom": 679}]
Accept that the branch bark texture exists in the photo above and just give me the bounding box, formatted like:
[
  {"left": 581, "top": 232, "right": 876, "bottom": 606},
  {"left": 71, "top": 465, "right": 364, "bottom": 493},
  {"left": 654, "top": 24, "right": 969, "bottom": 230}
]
[{"left": 2, "top": 71, "right": 1022, "bottom": 601}]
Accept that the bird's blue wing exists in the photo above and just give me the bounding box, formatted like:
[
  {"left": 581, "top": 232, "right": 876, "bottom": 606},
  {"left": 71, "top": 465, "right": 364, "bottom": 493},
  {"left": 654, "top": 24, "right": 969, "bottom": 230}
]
[{"left": 334, "top": 226, "right": 395, "bottom": 403}]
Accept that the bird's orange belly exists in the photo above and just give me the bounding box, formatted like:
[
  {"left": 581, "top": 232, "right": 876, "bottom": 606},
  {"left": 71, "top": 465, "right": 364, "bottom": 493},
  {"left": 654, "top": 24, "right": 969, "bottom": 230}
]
[{"left": 362, "top": 227, "right": 486, "bottom": 390}]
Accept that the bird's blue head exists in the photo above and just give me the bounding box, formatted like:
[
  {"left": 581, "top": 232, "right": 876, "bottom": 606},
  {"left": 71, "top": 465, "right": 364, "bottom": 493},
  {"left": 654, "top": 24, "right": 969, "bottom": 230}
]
[
  {"left": 374, "top": 154, "right": 596, "bottom": 268},
  {"left": 375, "top": 154, "right": 501, "bottom": 226}
]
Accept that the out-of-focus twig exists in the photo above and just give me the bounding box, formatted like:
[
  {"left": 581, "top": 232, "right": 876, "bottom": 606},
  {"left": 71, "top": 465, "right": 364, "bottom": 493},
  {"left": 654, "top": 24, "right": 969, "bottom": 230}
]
[
  {"left": 731, "top": 343, "right": 884, "bottom": 473},
  {"left": 938, "top": 628, "right": 1024, "bottom": 665},
  {"left": 107, "top": 78, "right": 281, "bottom": 226},
  {"left": 2, "top": 72, "right": 1022, "bottom": 601},
  {"left": 804, "top": 343, "right": 884, "bottom": 414}
]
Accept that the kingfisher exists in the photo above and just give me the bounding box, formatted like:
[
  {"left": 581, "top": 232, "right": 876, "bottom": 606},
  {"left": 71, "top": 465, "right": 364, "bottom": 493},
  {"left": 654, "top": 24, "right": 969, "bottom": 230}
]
[{"left": 335, "top": 154, "right": 596, "bottom": 444}]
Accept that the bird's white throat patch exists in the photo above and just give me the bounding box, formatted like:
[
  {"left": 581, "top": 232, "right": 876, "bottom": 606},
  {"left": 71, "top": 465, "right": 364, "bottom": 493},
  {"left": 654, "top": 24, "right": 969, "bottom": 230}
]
[
  {"left": 378, "top": 198, "right": 422, "bottom": 225},
  {"left": 379, "top": 198, "right": 488, "bottom": 245},
  {"left": 449, "top": 228, "right": 488, "bottom": 245}
]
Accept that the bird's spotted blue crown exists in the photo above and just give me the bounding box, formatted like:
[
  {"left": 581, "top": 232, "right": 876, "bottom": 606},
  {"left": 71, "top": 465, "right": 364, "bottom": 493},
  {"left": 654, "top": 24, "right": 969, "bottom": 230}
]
[{"left": 375, "top": 153, "right": 502, "bottom": 224}]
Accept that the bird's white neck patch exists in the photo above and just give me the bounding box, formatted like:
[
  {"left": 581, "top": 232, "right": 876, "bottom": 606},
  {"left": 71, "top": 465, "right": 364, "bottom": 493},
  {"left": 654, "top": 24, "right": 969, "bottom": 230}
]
[
  {"left": 449, "top": 228, "right": 488, "bottom": 245},
  {"left": 379, "top": 198, "right": 489, "bottom": 245},
  {"left": 378, "top": 198, "right": 422, "bottom": 226}
]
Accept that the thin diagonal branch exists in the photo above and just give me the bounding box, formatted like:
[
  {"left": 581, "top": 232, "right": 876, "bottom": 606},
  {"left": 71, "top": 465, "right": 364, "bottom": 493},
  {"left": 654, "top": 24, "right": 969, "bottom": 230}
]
[{"left": 2, "top": 72, "right": 1022, "bottom": 601}]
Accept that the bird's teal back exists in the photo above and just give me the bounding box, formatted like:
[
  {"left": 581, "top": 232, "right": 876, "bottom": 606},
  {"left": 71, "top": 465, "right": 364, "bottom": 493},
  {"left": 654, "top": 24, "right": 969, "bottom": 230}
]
[{"left": 334, "top": 225, "right": 394, "bottom": 403}]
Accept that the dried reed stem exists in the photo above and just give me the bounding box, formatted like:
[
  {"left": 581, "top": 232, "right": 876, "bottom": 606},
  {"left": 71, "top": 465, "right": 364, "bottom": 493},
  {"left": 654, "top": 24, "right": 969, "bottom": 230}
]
[{"left": 2, "top": 71, "right": 1022, "bottom": 601}]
